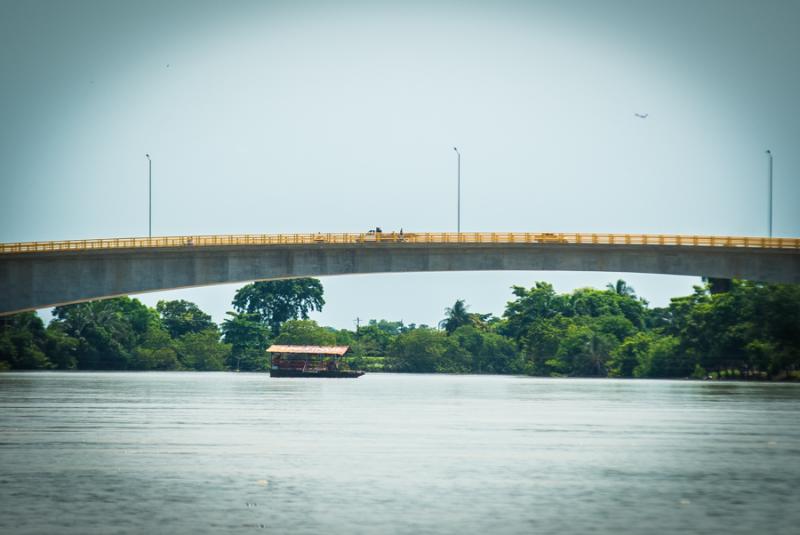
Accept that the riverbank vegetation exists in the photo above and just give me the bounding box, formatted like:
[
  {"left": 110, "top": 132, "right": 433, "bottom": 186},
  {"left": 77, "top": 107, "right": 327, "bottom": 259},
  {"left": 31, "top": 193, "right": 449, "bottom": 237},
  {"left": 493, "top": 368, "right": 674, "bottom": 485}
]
[{"left": 2, "top": 278, "right": 798, "bottom": 379}]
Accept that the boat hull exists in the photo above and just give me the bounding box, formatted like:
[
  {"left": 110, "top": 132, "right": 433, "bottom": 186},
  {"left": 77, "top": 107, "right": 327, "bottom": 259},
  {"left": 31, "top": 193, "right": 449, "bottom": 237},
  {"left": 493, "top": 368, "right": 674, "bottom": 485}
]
[{"left": 270, "top": 368, "right": 365, "bottom": 378}]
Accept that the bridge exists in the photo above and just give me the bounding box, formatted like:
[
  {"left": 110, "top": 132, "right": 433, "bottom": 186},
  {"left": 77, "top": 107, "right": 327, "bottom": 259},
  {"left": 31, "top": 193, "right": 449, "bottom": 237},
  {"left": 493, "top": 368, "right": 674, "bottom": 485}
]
[{"left": 1, "top": 232, "right": 799, "bottom": 316}]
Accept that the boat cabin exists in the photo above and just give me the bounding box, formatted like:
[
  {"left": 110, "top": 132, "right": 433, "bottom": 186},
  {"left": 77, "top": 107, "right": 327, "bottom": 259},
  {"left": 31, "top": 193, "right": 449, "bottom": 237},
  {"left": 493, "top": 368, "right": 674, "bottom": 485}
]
[{"left": 266, "top": 345, "right": 365, "bottom": 378}]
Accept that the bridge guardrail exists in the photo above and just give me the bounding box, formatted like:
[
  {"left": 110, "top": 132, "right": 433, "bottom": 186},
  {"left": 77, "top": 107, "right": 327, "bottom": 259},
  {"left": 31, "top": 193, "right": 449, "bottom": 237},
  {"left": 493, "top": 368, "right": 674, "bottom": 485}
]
[{"left": 1, "top": 232, "right": 799, "bottom": 254}]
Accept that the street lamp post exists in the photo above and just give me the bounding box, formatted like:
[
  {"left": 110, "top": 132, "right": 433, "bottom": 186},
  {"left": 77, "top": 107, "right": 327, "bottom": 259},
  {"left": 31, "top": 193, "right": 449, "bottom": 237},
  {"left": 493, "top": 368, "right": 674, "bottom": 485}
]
[
  {"left": 453, "top": 147, "right": 461, "bottom": 233},
  {"left": 765, "top": 150, "right": 773, "bottom": 238},
  {"left": 146, "top": 154, "right": 152, "bottom": 238}
]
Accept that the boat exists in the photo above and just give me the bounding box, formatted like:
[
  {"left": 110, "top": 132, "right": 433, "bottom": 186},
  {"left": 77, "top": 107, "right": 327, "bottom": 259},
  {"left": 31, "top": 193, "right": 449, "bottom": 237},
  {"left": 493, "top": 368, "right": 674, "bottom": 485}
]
[{"left": 266, "top": 345, "right": 365, "bottom": 378}]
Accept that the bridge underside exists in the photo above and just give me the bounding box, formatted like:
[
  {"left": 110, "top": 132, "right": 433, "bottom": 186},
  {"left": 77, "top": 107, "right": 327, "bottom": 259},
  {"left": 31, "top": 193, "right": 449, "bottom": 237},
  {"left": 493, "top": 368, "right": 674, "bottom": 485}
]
[{"left": 1, "top": 243, "right": 799, "bottom": 315}]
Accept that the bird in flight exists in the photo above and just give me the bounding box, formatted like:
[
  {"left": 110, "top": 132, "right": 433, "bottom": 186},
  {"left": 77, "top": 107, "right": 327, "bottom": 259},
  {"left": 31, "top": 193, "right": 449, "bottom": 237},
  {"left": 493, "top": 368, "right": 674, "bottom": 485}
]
[{"left": 634, "top": 113, "right": 649, "bottom": 119}]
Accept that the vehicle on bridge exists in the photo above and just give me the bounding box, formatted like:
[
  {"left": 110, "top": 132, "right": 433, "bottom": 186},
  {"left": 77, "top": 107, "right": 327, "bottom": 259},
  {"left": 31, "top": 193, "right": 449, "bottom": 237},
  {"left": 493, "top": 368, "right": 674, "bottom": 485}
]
[
  {"left": 267, "top": 345, "right": 365, "bottom": 378},
  {"left": 361, "top": 228, "right": 416, "bottom": 242},
  {"left": 534, "top": 233, "right": 568, "bottom": 243}
]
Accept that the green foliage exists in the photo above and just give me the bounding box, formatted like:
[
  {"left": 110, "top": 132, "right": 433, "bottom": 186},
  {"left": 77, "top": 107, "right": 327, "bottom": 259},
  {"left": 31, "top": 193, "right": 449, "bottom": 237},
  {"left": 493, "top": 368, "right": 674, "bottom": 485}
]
[
  {"left": 610, "top": 331, "right": 654, "bottom": 377},
  {"left": 332, "top": 328, "right": 357, "bottom": 347},
  {"left": 42, "top": 324, "right": 79, "bottom": 369},
  {"left": 346, "top": 355, "right": 386, "bottom": 372},
  {"left": 440, "top": 300, "right": 495, "bottom": 334},
  {"left": 0, "top": 297, "right": 229, "bottom": 372},
  {"left": 0, "top": 312, "right": 52, "bottom": 369},
  {"left": 451, "top": 325, "right": 517, "bottom": 374},
  {"left": 52, "top": 298, "right": 157, "bottom": 369},
  {"left": 232, "top": 279, "right": 324, "bottom": 335},
  {"left": 607, "top": 279, "right": 637, "bottom": 298},
  {"left": 274, "top": 320, "right": 336, "bottom": 346},
  {"left": 157, "top": 300, "right": 215, "bottom": 339},
  {"left": 500, "top": 282, "right": 647, "bottom": 377},
  {"left": 501, "top": 282, "right": 566, "bottom": 341},
  {"left": 517, "top": 315, "right": 571, "bottom": 375},
  {"left": 566, "top": 287, "right": 647, "bottom": 329},
  {"left": 221, "top": 312, "right": 270, "bottom": 371},
  {"left": 440, "top": 300, "right": 471, "bottom": 334},
  {"left": 364, "top": 320, "right": 406, "bottom": 336},
  {"left": 609, "top": 331, "right": 689, "bottom": 378},
  {"left": 176, "top": 329, "right": 230, "bottom": 371},
  {"left": 695, "top": 281, "right": 799, "bottom": 377},
  {"left": 131, "top": 325, "right": 179, "bottom": 370},
  {"left": 354, "top": 322, "right": 397, "bottom": 356},
  {"left": 386, "top": 328, "right": 449, "bottom": 373},
  {"left": 2, "top": 277, "right": 798, "bottom": 381},
  {"left": 633, "top": 335, "right": 686, "bottom": 378},
  {"left": 593, "top": 314, "right": 637, "bottom": 342},
  {"left": 553, "top": 323, "right": 615, "bottom": 377}
]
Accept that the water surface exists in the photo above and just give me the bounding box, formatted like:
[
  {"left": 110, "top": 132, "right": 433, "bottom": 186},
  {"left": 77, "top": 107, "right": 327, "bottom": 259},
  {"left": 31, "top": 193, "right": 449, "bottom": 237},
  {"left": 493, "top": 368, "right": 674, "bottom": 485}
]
[{"left": 1, "top": 372, "right": 799, "bottom": 534}]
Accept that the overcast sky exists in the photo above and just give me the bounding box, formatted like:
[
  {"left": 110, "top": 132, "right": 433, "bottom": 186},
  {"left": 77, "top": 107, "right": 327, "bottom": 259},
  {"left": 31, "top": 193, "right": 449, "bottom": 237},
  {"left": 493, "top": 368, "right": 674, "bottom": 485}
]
[{"left": 1, "top": 0, "right": 798, "bottom": 328}]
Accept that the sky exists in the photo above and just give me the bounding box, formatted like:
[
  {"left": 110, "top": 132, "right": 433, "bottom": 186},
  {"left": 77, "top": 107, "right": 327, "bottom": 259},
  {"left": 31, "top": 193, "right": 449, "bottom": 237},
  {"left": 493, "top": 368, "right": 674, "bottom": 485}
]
[{"left": 1, "top": 0, "right": 798, "bottom": 328}]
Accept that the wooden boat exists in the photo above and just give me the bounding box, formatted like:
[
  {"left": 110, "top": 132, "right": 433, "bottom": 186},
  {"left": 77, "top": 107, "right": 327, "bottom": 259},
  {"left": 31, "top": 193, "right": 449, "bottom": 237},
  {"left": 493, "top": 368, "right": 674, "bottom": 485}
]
[{"left": 266, "top": 345, "right": 364, "bottom": 378}]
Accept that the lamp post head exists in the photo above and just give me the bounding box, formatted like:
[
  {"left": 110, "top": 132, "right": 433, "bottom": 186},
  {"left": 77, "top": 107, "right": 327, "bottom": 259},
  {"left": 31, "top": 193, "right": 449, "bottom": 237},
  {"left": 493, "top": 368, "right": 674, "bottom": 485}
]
[
  {"left": 146, "top": 153, "right": 151, "bottom": 160},
  {"left": 765, "top": 149, "right": 771, "bottom": 156}
]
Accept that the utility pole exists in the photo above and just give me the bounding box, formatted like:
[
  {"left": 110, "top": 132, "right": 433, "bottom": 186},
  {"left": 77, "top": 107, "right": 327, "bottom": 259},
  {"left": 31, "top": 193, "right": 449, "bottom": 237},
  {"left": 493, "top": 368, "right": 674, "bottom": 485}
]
[
  {"left": 354, "top": 317, "right": 361, "bottom": 335},
  {"left": 765, "top": 150, "right": 773, "bottom": 238},
  {"left": 453, "top": 147, "right": 461, "bottom": 232},
  {"left": 146, "top": 154, "right": 152, "bottom": 238}
]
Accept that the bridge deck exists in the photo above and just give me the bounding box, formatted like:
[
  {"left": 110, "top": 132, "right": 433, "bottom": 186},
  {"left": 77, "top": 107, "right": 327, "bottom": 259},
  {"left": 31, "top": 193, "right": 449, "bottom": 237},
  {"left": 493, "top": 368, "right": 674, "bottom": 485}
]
[{"left": 2, "top": 232, "right": 799, "bottom": 254}]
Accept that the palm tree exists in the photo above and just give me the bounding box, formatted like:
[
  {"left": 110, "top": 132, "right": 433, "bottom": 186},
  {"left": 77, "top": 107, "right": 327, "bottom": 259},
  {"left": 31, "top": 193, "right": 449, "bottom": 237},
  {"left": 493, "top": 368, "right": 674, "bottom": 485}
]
[
  {"left": 439, "top": 299, "right": 471, "bottom": 334},
  {"left": 607, "top": 279, "right": 636, "bottom": 298}
]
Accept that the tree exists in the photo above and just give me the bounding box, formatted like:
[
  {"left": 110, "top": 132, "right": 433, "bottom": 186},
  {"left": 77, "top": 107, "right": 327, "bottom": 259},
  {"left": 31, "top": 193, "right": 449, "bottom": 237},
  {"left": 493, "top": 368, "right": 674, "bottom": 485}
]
[
  {"left": 232, "top": 279, "right": 325, "bottom": 335},
  {"left": 156, "top": 300, "right": 215, "bottom": 339},
  {"left": 386, "top": 328, "right": 447, "bottom": 373},
  {"left": 437, "top": 336, "right": 471, "bottom": 373},
  {"left": 673, "top": 282, "right": 752, "bottom": 376},
  {"left": 553, "top": 323, "right": 615, "bottom": 377},
  {"left": 221, "top": 312, "right": 270, "bottom": 371},
  {"left": 273, "top": 320, "right": 336, "bottom": 346},
  {"left": 518, "top": 315, "right": 573, "bottom": 375},
  {"left": 131, "top": 326, "right": 179, "bottom": 370},
  {"left": 609, "top": 331, "right": 656, "bottom": 377},
  {"left": 594, "top": 315, "right": 637, "bottom": 342},
  {"left": 440, "top": 299, "right": 471, "bottom": 334},
  {"left": 354, "top": 321, "right": 400, "bottom": 356},
  {"left": 451, "top": 325, "right": 517, "bottom": 374},
  {"left": 746, "top": 282, "right": 800, "bottom": 377},
  {"left": 501, "top": 283, "right": 566, "bottom": 341},
  {"left": 52, "top": 297, "right": 157, "bottom": 369},
  {"left": 43, "top": 323, "right": 79, "bottom": 369},
  {"left": 634, "top": 335, "right": 687, "bottom": 378},
  {"left": 607, "top": 279, "right": 636, "bottom": 298},
  {"left": 176, "top": 329, "right": 230, "bottom": 371},
  {"left": 0, "top": 312, "right": 52, "bottom": 369}
]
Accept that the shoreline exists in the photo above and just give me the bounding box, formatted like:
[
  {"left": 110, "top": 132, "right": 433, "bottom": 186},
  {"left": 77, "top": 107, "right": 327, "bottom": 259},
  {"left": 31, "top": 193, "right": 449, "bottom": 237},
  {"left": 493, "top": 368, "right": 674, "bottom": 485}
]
[{"left": 2, "top": 368, "right": 798, "bottom": 383}]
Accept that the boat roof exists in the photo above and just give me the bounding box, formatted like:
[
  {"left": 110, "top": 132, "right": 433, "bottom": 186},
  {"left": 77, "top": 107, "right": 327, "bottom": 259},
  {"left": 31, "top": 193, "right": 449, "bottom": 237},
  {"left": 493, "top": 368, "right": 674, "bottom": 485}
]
[{"left": 266, "top": 345, "right": 349, "bottom": 356}]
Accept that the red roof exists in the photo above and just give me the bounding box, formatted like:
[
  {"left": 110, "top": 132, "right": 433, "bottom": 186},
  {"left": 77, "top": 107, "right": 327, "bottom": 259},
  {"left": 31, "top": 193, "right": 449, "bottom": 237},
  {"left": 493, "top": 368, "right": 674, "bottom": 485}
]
[{"left": 266, "top": 345, "right": 349, "bottom": 356}]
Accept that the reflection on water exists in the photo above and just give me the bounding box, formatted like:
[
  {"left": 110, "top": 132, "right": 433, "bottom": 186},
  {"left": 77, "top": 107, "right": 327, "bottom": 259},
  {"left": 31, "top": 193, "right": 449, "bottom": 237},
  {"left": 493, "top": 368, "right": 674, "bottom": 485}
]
[{"left": 1, "top": 372, "right": 799, "bottom": 534}]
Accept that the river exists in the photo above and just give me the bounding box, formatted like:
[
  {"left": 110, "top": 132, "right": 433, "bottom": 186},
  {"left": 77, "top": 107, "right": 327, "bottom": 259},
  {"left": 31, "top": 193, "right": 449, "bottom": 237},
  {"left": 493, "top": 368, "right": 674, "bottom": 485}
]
[{"left": 1, "top": 372, "right": 798, "bottom": 534}]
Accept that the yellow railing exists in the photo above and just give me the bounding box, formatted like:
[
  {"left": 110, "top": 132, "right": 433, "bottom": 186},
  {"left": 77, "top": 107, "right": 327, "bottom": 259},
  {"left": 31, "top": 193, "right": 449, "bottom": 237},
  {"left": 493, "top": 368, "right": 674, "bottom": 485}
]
[{"left": 0, "top": 232, "right": 798, "bottom": 254}]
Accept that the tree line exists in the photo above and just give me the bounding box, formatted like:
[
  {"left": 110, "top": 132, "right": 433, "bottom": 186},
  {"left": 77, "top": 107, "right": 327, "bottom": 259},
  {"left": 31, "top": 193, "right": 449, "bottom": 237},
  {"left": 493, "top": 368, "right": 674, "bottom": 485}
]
[{"left": 1, "top": 278, "right": 798, "bottom": 379}]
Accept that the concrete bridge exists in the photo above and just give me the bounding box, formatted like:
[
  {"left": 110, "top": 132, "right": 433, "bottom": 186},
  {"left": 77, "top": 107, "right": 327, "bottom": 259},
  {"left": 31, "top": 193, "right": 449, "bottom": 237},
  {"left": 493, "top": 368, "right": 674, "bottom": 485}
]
[{"left": 1, "top": 232, "right": 799, "bottom": 315}]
